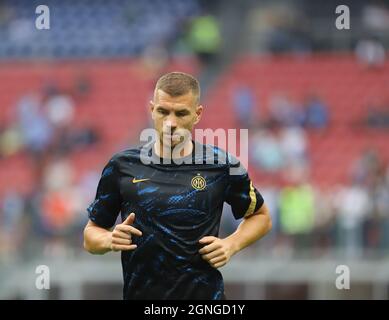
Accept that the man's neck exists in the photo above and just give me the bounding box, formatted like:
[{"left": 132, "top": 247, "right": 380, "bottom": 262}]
[{"left": 154, "top": 139, "right": 193, "bottom": 159}]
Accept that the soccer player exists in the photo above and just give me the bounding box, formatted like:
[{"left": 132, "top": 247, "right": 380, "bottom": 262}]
[{"left": 83, "top": 72, "right": 272, "bottom": 300}]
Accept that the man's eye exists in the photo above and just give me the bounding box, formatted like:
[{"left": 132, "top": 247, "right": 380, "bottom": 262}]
[
  {"left": 158, "top": 110, "right": 169, "bottom": 115},
  {"left": 176, "top": 112, "right": 188, "bottom": 117}
]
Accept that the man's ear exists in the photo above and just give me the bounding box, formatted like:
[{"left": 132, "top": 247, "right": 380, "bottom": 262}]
[{"left": 194, "top": 105, "right": 203, "bottom": 125}]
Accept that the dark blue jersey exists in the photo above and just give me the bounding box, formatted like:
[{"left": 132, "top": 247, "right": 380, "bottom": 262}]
[{"left": 87, "top": 141, "right": 264, "bottom": 300}]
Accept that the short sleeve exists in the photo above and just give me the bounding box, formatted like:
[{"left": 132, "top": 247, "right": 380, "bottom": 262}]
[
  {"left": 225, "top": 154, "right": 264, "bottom": 220},
  {"left": 87, "top": 158, "right": 122, "bottom": 228}
]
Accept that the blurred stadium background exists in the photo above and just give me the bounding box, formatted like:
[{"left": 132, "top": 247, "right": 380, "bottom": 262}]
[{"left": 1, "top": 0, "right": 389, "bottom": 299}]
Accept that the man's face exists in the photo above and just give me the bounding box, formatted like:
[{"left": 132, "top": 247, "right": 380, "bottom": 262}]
[{"left": 150, "top": 89, "right": 203, "bottom": 148}]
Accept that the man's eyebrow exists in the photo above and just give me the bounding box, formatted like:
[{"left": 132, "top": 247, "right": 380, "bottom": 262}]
[
  {"left": 156, "top": 105, "right": 190, "bottom": 112},
  {"left": 156, "top": 106, "right": 170, "bottom": 111},
  {"left": 175, "top": 109, "right": 190, "bottom": 113}
]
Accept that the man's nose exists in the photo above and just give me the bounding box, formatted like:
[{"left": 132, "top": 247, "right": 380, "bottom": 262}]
[{"left": 164, "top": 118, "right": 177, "bottom": 131}]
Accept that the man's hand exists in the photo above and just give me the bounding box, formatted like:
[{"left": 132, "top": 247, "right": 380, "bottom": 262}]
[
  {"left": 197, "top": 204, "right": 272, "bottom": 268},
  {"left": 198, "top": 236, "right": 236, "bottom": 269},
  {"left": 110, "top": 213, "right": 142, "bottom": 252}
]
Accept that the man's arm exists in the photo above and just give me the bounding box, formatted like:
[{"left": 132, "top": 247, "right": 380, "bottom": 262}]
[
  {"left": 199, "top": 203, "right": 272, "bottom": 268},
  {"left": 225, "top": 202, "right": 272, "bottom": 253},
  {"left": 83, "top": 213, "right": 142, "bottom": 255}
]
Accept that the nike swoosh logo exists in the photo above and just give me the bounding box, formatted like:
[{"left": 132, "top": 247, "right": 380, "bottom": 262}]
[{"left": 132, "top": 178, "right": 150, "bottom": 183}]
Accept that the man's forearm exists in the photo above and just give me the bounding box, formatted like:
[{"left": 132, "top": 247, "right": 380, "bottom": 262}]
[
  {"left": 225, "top": 204, "right": 272, "bottom": 255},
  {"left": 83, "top": 223, "right": 112, "bottom": 255}
]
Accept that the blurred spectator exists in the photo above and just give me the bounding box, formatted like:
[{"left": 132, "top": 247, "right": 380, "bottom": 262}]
[
  {"left": 355, "top": 37, "right": 386, "bottom": 69},
  {"left": 51, "top": 125, "right": 100, "bottom": 157},
  {"left": 350, "top": 149, "right": 382, "bottom": 187},
  {"left": 16, "top": 93, "right": 53, "bottom": 158},
  {"left": 36, "top": 159, "right": 82, "bottom": 256},
  {"left": 304, "top": 95, "right": 329, "bottom": 129},
  {"left": 278, "top": 182, "right": 315, "bottom": 236},
  {"left": 140, "top": 44, "right": 170, "bottom": 79},
  {"left": 278, "top": 168, "right": 315, "bottom": 251},
  {"left": 362, "top": 1, "right": 389, "bottom": 32},
  {"left": 364, "top": 183, "right": 386, "bottom": 251},
  {"left": 40, "top": 189, "right": 78, "bottom": 235},
  {"left": 312, "top": 187, "right": 338, "bottom": 254},
  {"left": 333, "top": 182, "right": 372, "bottom": 258},
  {"left": 43, "top": 159, "right": 74, "bottom": 192},
  {"left": 44, "top": 93, "right": 75, "bottom": 128},
  {"left": 232, "top": 86, "right": 257, "bottom": 128},
  {"left": 0, "top": 191, "right": 26, "bottom": 257},
  {"left": 279, "top": 127, "right": 308, "bottom": 168},
  {"left": 365, "top": 109, "right": 389, "bottom": 128},
  {"left": 268, "top": 93, "right": 304, "bottom": 128},
  {"left": 267, "top": 26, "right": 312, "bottom": 55},
  {"left": 377, "top": 166, "right": 389, "bottom": 249},
  {"left": 0, "top": 126, "right": 23, "bottom": 157},
  {"left": 250, "top": 129, "right": 284, "bottom": 172},
  {"left": 363, "top": 97, "right": 389, "bottom": 128},
  {"left": 187, "top": 13, "right": 221, "bottom": 67},
  {"left": 8, "top": 17, "right": 33, "bottom": 43},
  {"left": 251, "top": 4, "right": 312, "bottom": 55}
]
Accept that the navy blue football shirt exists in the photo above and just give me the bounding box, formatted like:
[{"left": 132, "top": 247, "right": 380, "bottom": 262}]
[{"left": 87, "top": 140, "right": 264, "bottom": 300}]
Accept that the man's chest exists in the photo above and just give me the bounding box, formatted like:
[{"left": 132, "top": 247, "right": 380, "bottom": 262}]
[{"left": 117, "top": 163, "right": 229, "bottom": 212}]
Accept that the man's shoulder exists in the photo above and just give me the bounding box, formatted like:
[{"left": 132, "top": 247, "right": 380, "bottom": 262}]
[
  {"left": 194, "top": 142, "right": 234, "bottom": 166},
  {"left": 195, "top": 143, "right": 245, "bottom": 177},
  {"left": 107, "top": 145, "right": 143, "bottom": 165}
]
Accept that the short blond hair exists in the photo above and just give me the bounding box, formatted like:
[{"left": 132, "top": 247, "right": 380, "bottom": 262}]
[{"left": 155, "top": 72, "right": 200, "bottom": 104}]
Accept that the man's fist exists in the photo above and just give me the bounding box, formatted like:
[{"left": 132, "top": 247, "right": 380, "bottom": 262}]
[
  {"left": 110, "top": 213, "right": 142, "bottom": 252},
  {"left": 198, "top": 236, "right": 235, "bottom": 269}
]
